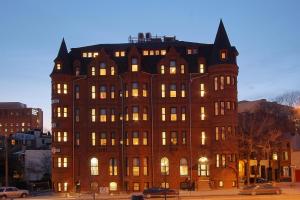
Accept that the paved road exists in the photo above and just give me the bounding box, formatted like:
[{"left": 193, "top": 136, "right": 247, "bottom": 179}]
[{"left": 22, "top": 193, "right": 300, "bottom": 200}]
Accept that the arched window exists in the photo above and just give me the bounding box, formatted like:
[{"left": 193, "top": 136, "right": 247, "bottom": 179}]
[
  {"left": 198, "top": 157, "right": 209, "bottom": 176},
  {"left": 90, "top": 157, "right": 99, "bottom": 175},
  {"left": 109, "top": 182, "right": 117, "bottom": 191},
  {"left": 180, "top": 158, "right": 188, "bottom": 176},
  {"left": 161, "top": 157, "right": 169, "bottom": 175}
]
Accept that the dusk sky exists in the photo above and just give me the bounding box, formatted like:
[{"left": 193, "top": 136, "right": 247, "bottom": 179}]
[{"left": 0, "top": 0, "right": 299, "bottom": 131}]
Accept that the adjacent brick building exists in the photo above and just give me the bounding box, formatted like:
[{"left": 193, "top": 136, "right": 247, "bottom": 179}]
[
  {"left": 0, "top": 102, "right": 43, "bottom": 135},
  {"left": 51, "top": 20, "right": 239, "bottom": 193}
]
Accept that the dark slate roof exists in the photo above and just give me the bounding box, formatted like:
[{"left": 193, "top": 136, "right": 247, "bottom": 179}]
[{"left": 51, "top": 21, "right": 238, "bottom": 76}]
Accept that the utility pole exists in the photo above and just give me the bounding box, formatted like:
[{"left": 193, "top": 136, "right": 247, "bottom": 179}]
[{"left": 5, "top": 133, "right": 8, "bottom": 187}]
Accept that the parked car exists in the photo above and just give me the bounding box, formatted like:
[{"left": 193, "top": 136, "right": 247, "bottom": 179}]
[
  {"left": 239, "top": 183, "right": 282, "bottom": 195},
  {"left": 0, "top": 187, "right": 29, "bottom": 199},
  {"left": 143, "top": 187, "right": 179, "bottom": 198}
]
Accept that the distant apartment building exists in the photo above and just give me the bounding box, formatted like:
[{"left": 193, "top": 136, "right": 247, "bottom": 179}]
[
  {"left": 0, "top": 102, "right": 43, "bottom": 135},
  {"left": 51, "top": 20, "right": 239, "bottom": 192}
]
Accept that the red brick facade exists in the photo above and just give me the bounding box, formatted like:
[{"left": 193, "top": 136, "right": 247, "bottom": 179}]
[{"left": 51, "top": 21, "right": 239, "bottom": 192}]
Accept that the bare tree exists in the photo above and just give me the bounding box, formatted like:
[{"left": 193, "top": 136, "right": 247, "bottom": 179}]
[{"left": 274, "top": 91, "right": 300, "bottom": 107}]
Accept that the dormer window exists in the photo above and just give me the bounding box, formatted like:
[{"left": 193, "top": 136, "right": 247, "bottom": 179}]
[
  {"left": 131, "top": 58, "right": 138, "bottom": 72},
  {"left": 170, "top": 61, "right": 176, "bottom": 74},
  {"left": 56, "top": 63, "right": 61, "bottom": 70},
  {"left": 100, "top": 62, "right": 106, "bottom": 76},
  {"left": 220, "top": 50, "right": 227, "bottom": 60}
]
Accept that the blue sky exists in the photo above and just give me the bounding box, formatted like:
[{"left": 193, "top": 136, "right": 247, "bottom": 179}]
[{"left": 0, "top": 0, "right": 299, "bottom": 131}]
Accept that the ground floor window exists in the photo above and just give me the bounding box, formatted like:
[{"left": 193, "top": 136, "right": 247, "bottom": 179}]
[
  {"left": 109, "top": 182, "right": 117, "bottom": 191},
  {"left": 57, "top": 182, "right": 62, "bottom": 192},
  {"left": 198, "top": 157, "right": 209, "bottom": 176},
  {"left": 219, "top": 180, "right": 224, "bottom": 187},
  {"left": 133, "top": 182, "right": 140, "bottom": 191},
  {"left": 63, "top": 182, "right": 68, "bottom": 191},
  {"left": 282, "top": 166, "right": 290, "bottom": 177},
  {"left": 161, "top": 182, "right": 169, "bottom": 188}
]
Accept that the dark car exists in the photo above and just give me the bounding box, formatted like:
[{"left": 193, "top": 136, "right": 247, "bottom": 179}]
[
  {"left": 143, "top": 188, "right": 179, "bottom": 198},
  {"left": 244, "top": 177, "right": 268, "bottom": 184},
  {"left": 239, "top": 183, "right": 282, "bottom": 195}
]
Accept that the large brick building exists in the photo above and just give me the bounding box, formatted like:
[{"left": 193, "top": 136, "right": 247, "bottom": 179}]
[
  {"left": 0, "top": 102, "right": 43, "bottom": 135},
  {"left": 51, "top": 20, "right": 239, "bottom": 193}
]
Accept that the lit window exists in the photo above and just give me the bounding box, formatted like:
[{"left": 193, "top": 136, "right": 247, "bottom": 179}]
[
  {"left": 170, "top": 84, "right": 177, "bottom": 97},
  {"left": 91, "top": 67, "right": 95, "bottom": 76},
  {"left": 222, "top": 154, "right": 226, "bottom": 167},
  {"left": 161, "top": 49, "right": 166, "bottom": 55},
  {"left": 180, "top": 158, "right": 188, "bottom": 176},
  {"left": 181, "top": 84, "right": 186, "bottom": 97},
  {"left": 170, "top": 61, "right": 176, "bottom": 74},
  {"left": 63, "top": 182, "right": 68, "bottom": 192},
  {"left": 221, "top": 127, "right": 225, "bottom": 140},
  {"left": 143, "top": 157, "right": 148, "bottom": 176},
  {"left": 131, "top": 58, "right": 138, "bottom": 72},
  {"left": 187, "top": 49, "right": 192, "bottom": 55},
  {"left": 110, "top": 86, "right": 115, "bottom": 99},
  {"left": 56, "top": 63, "right": 61, "bottom": 70},
  {"left": 142, "top": 84, "right": 147, "bottom": 97},
  {"left": 90, "top": 157, "right": 99, "bottom": 175},
  {"left": 133, "top": 158, "right": 140, "bottom": 176},
  {"left": 93, "top": 52, "right": 98, "bottom": 57},
  {"left": 125, "top": 107, "right": 129, "bottom": 121},
  {"left": 120, "top": 51, "right": 125, "bottom": 57},
  {"left": 100, "top": 62, "right": 106, "bottom": 76},
  {"left": 160, "top": 65, "right": 165, "bottom": 74},
  {"left": 63, "top": 157, "right": 68, "bottom": 168},
  {"left": 171, "top": 131, "right": 178, "bottom": 145},
  {"left": 199, "top": 64, "right": 205, "bottom": 73},
  {"left": 219, "top": 181, "right": 224, "bottom": 187},
  {"left": 63, "top": 132, "right": 67, "bottom": 142},
  {"left": 273, "top": 153, "right": 278, "bottom": 160},
  {"left": 220, "top": 76, "right": 224, "bottom": 90},
  {"left": 111, "top": 132, "right": 116, "bottom": 145},
  {"left": 133, "top": 183, "right": 140, "bottom": 191},
  {"left": 200, "top": 106, "right": 205, "bottom": 120},
  {"left": 155, "top": 50, "right": 160, "bottom": 55},
  {"left": 226, "top": 101, "right": 231, "bottom": 110},
  {"left": 132, "top": 106, "right": 139, "bottom": 121},
  {"left": 161, "top": 84, "right": 166, "bottom": 98},
  {"left": 181, "top": 107, "right": 186, "bottom": 121},
  {"left": 100, "top": 108, "right": 107, "bottom": 122},
  {"left": 221, "top": 50, "right": 227, "bottom": 60},
  {"left": 63, "top": 107, "right": 67, "bottom": 117},
  {"left": 200, "top": 83, "right": 205, "bottom": 97},
  {"left": 283, "top": 151, "right": 289, "bottom": 160},
  {"left": 91, "top": 85, "right": 96, "bottom": 99},
  {"left": 58, "top": 183, "right": 62, "bottom": 192},
  {"left": 100, "top": 86, "right": 107, "bottom": 99},
  {"left": 110, "top": 66, "right": 115, "bottom": 75},
  {"left": 109, "top": 158, "right": 118, "bottom": 176},
  {"left": 100, "top": 132, "right": 107, "bottom": 145},
  {"left": 180, "top": 64, "right": 185, "bottom": 74},
  {"left": 142, "top": 132, "right": 148, "bottom": 145},
  {"left": 91, "top": 132, "right": 96, "bottom": 146},
  {"left": 115, "top": 51, "right": 120, "bottom": 57},
  {"left": 161, "top": 107, "right": 166, "bottom": 121},
  {"left": 226, "top": 76, "right": 231, "bottom": 85},
  {"left": 162, "top": 131, "right": 166, "bottom": 145},
  {"left": 91, "top": 109, "right": 96, "bottom": 122},
  {"left": 201, "top": 131, "right": 206, "bottom": 145},
  {"left": 82, "top": 52, "right": 87, "bottom": 57},
  {"left": 88, "top": 52, "right": 92, "bottom": 57},
  {"left": 161, "top": 157, "right": 169, "bottom": 175},
  {"left": 57, "top": 132, "right": 62, "bottom": 142},
  {"left": 215, "top": 102, "right": 219, "bottom": 116},
  {"left": 182, "top": 131, "right": 186, "bottom": 145},
  {"left": 214, "top": 77, "right": 218, "bottom": 91},
  {"left": 111, "top": 109, "right": 115, "bottom": 122},
  {"left": 75, "top": 85, "right": 80, "bottom": 99},
  {"left": 58, "top": 157, "right": 62, "bottom": 167},
  {"left": 132, "top": 82, "right": 139, "bottom": 97},
  {"left": 143, "top": 50, "right": 149, "bottom": 56},
  {"left": 161, "top": 182, "right": 169, "bottom": 189},
  {"left": 143, "top": 107, "right": 148, "bottom": 121},
  {"left": 132, "top": 131, "right": 139, "bottom": 145},
  {"left": 171, "top": 107, "right": 177, "bottom": 121},
  {"left": 125, "top": 84, "right": 128, "bottom": 97},
  {"left": 57, "top": 84, "right": 61, "bottom": 94},
  {"left": 149, "top": 50, "right": 154, "bottom": 55},
  {"left": 109, "top": 182, "right": 117, "bottom": 191},
  {"left": 220, "top": 101, "right": 225, "bottom": 115},
  {"left": 216, "top": 154, "right": 220, "bottom": 167},
  {"left": 215, "top": 127, "right": 219, "bottom": 141}
]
